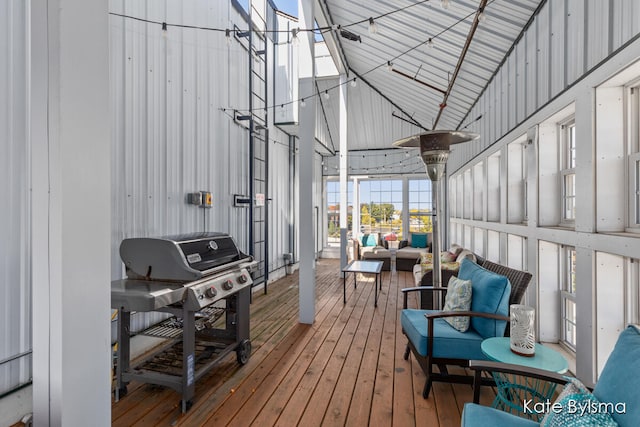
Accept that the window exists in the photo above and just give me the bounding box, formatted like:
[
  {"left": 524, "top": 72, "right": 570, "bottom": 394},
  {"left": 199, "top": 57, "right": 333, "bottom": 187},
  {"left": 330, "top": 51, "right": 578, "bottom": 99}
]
[
  {"left": 561, "top": 119, "right": 576, "bottom": 225},
  {"left": 561, "top": 246, "right": 577, "bottom": 351},
  {"left": 449, "top": 177, "right": 457, "bottom": 218},
  {"left": 463, "top": 169, "right": 472, "bottom": 219},
  {"left": 626, "top": 258, "right": 640, "bottom": 326},
  {"left": 628, "top": 84, "right": 640, "bottom": 228},
  {"left": 487, "top": 153, "right": 501, "bottom": 222},
  {"left": 326, "top": 180, "right": 353, "bottom": 246},
  {"left": 408, "top": 179, "right": 432, "bottom": 234},
  {"left": 359, "top": 179, "right": 403, "bottom": 237},
  {"left": 473, "top": 162, "right": 484, "bottom": 220},
  {"left": 507, "top": 139, "right": 526, "bottom": 224},
  {"left": 456, "top": 175, "right": 464, "bottom": 219}
]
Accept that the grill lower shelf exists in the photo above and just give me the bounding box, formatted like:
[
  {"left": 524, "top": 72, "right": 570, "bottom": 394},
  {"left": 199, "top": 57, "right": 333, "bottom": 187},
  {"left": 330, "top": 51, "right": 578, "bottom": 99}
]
[
  {"left": 137, "top": 340, "right": 236, "bottom": 377},
  {"left": 140, "top": 306, "right": 227, "bottom": 339},
  {"left": 114, "top": 287, "right": 251, "bottom": 413}
]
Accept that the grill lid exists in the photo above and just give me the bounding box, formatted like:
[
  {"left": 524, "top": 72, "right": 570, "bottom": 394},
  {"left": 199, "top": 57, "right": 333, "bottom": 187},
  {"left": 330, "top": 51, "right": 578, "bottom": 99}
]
[{"left": 120, "top": 232, "right": 250, "bottom": 281}]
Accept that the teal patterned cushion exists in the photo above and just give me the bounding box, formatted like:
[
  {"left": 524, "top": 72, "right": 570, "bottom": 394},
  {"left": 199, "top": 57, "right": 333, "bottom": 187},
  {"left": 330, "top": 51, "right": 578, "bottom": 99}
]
[
  {"left": 442, "top": 276, "right": 472, "bottom": 332},
  {"left": 541, "top": 378, "right": 619, "bottom": 427}
]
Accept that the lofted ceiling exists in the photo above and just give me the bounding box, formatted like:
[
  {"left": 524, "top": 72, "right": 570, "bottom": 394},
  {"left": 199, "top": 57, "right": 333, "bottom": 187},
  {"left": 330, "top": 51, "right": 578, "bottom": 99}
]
[{"left": 314, "top": 0, "right": 544, "bottom": 151}]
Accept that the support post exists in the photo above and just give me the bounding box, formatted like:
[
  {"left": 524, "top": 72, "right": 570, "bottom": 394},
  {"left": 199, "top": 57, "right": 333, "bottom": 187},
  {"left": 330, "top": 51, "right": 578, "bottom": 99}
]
[
  {"left": 339, "top": 74, "right": 348, "bottom": 268},
  {"left": 32, "top": 0, "right": 111, "bottom": 424},
  {"left": 298, "top": 0, "right": 316, "bottom": 324}
]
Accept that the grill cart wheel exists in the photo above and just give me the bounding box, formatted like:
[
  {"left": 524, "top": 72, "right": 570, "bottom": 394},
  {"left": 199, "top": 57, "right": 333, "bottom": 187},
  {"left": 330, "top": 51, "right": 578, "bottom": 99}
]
[
  {"left": 117, "top": 386, "right": 128, "bottom": 398},
  {"left": 236, "top": 339, "right": 251, "bottom": 365}
]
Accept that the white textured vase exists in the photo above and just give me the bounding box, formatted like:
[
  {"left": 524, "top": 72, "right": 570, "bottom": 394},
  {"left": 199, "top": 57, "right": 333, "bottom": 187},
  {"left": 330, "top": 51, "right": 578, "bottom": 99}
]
[{"left": 510, "top": 304, "right": 536, "bottom": 357}]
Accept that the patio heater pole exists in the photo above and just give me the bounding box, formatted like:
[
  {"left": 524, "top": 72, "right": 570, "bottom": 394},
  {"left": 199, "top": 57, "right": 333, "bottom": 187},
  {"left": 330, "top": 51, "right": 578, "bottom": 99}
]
[
  {"left": 393, "top": 131, "right": 479, "bottom": 301},
  {"left": 431, "top": 170, "right": 442, "bottom": 289},
  {"left": 422, "top": 151, "right": 449, "bottom": 292}
]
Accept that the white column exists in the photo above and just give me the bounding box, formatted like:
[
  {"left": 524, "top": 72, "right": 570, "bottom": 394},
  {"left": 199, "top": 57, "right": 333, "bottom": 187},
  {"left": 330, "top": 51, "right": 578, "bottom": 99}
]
[
  {"left": 298, "top": 0, "right": 316, "bottom": 324},
  {"left": 339, "top": 74, "right": 348, "bottom": 268},
  {"left": 31, "top": 1, "right": 111, "bottom": 425},
  {"left": 402, "top": 178, "right": 409, "bottom": 238},
  {"left": 574, "top": 89, "right": 596, "bottom": 385},
  {"left": 352, "top": 177, "right": 360, "bottom": 238}
]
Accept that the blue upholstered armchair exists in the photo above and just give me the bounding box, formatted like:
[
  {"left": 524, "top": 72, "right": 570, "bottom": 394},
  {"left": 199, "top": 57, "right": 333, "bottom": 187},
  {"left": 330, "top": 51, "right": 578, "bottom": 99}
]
[
  {"left": 401, "top": 258, "right": 516, "bottom": 398},
  {"left": 462, "top": 325, "right": 640, "bottom": 426}
]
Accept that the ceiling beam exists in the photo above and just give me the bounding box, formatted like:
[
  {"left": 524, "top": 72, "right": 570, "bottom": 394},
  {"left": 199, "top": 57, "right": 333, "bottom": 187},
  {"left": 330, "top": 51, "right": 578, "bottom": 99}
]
[
  {"left": 315, "top": 0, "right": 349, "bottom": 75},
  {"left": 432, "top": 0, "right": 488, "bottom": 130},
  {"left": 456, "top": 0, "right": 549, "bottom": 130},
  {"left": 349, "top": 67, "right": 429, "bottom": 132}
]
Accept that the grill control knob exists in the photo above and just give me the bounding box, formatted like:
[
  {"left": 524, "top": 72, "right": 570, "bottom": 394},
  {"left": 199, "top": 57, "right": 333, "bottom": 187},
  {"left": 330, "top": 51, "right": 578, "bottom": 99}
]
[
  {"left": 205, "top": 286, "right": 217, "bottom": 298},
  {"left": 238, "top": 274, "right": 248, "bottom": 284},
  {"left": 222, "top": 280, "right": 234, "bottom": 291}
]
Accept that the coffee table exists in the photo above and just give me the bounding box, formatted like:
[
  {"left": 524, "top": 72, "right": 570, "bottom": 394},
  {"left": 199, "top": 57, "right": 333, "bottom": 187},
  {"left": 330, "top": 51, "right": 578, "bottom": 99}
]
[
  {"left": 342, "top": 260, "right": 384, "bottom": 307},
  {"left": 481, "top": 337, "right": 568, "bottom": 421}
]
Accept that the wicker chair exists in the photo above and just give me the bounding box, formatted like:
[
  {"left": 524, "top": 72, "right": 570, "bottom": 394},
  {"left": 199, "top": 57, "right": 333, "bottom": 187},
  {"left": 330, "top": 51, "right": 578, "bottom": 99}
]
[
  {"left": 401, "top": 259, "right": 533, "bottom": 398},
  {"left": 416, "top": 258, "right": 532, "bottom": 333}
]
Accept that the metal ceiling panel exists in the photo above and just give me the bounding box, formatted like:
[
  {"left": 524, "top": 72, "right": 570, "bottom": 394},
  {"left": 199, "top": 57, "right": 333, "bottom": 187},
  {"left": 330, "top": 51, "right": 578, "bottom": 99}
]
[{"left": 319, "top": 0, "right": 543, "bottom": 149}]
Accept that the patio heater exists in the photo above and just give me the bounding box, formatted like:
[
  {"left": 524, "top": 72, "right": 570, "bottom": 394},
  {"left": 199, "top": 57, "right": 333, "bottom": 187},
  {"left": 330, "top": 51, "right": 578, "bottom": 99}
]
[{"left": 394, "top": 130, "right": 478, "bottom": 295}]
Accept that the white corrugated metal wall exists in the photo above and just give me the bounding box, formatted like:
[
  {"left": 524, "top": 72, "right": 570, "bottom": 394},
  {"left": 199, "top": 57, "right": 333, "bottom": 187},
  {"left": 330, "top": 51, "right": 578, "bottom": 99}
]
[
  {"left": 446, "top": 0, "right": 640, "bottom": 384},
  {"left": 110, "top": 0, "right": 294, "bottom": 334},
  {"left": 449, "top": 0, "right": 640, "bottom": 171},
  {"left": 0, "top": 0, "right": 31, "bottom": 398}
]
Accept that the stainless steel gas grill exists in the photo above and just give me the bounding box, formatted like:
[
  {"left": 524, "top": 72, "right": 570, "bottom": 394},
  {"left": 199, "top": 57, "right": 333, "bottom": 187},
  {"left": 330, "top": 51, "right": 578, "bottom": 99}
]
[{"left": 111, "top": 232, "right": 257, "bottom": 412}]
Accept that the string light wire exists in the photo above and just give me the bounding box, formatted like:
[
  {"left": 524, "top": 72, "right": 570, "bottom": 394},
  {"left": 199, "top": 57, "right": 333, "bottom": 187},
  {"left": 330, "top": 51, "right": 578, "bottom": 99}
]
[{"left": 110, "top": 1, "right": 492, "bottom": 124}]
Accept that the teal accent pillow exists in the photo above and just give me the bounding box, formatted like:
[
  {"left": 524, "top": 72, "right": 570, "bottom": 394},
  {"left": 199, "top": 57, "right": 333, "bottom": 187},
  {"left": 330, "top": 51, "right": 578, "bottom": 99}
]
[
  {"left": 457, "top": 258, "right": 511, "bottom": 338},
  {"left": 361, "top": 234, "right": 378, "bottom": 247},
  {"left": 442, "top": 276, "right": 472, "bottom": 332},
  {"left": 593, "top": 325, "right": 640, "bottom": 426},
  {"left": 541, "top": 378, "right": 618, "bottom": 427},
  {"left": 411, "top": 233, "right": 427, "bottom": 248}
]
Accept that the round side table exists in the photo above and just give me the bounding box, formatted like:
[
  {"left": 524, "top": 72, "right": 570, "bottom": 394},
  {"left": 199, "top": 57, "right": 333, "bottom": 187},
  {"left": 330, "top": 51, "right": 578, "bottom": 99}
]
[{"left": 481, "top": 337, "right": 569, "bottom": 421}]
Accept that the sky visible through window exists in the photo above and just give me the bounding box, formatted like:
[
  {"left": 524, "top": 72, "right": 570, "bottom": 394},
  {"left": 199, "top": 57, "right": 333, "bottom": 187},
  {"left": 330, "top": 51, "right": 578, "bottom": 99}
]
[
  {"left": 327, "top": 179, "right": 431, "bottom": 211},
  {"left": 275, "top": 0, "right": 298, "bottom": 16}
]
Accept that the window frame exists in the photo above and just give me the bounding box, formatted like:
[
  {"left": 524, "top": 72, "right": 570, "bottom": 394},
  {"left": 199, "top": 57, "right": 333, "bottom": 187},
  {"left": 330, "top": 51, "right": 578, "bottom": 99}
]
[
  {"left": 627, "top": 83, "right": 640, "bottom": 230},
  {"left": 560, "top": 246, "right": 577, "bottom": 352},
  {"left": 359, "top": 179, "right": 403, "bottom": 236},
  {"left": 325, "top": 179, "right": 353, "bottom": 246},
  {"left": 407, "top": 178, "right": 433, "bottom": 234},
  {"left": 560, "top": 118, "right": 576, "bottom": 226},
  {"left": 625, "top": 258, "right": 640, "bottom": 326}
]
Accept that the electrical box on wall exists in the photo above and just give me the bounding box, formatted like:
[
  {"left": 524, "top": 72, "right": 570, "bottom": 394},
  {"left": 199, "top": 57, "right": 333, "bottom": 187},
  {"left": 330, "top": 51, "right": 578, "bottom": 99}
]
[
  {"left": 234, "top": 194, "right": 251, "bottom": 207},
  {"left": 201, "top": 191, "right": 212, "bottom": 208},
  {"left": 188, "top": 191, "right": 212, "bottom": 208}
]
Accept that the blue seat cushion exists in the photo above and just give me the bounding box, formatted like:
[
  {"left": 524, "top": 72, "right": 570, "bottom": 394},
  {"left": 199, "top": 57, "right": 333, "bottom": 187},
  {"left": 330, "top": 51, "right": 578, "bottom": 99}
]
[
  {"left": 461, "top": 403, "right": 539, "bottom": 427},
  {"left": 593, "top": 325, "right": 640, "bottom": 427},
  {"left": 458, "top": 259, "right": 511, "bottom": 338},
  {"left": 400, "top": 309, "right": 486, "bottom": 360}
]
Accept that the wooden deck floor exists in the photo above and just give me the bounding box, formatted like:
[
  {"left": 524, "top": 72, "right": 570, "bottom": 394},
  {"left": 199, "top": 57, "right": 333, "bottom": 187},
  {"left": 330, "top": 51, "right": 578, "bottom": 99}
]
[{"left": 112, "top": 258, "right": 494, "bottom": 426}]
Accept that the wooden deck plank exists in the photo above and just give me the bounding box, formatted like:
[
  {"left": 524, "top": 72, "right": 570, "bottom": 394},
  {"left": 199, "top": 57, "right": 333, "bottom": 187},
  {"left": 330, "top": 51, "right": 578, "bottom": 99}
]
[
  {"left": 222, "top": 275, "right": 353, "bottom": 426},
  {"left": 281, "top": 271, "right": 377, "bottom": 426},
  {"left": 368, "top": 271, "right": 401, "bottom": 427},
  {"left": 112, "top": 259, "right": 498, "bottom": 427},
  {"left": 344, "top": 273, "right": 398, "bottom": 426},
  {"left": 204, "top": 274, "right": 346, "bottom": 425},
  {"left": 320, "top": 273, "right": 388, "bottom": 426},
  {"left": 392, "top": 270, "right": 422, "bottom": 427},
  {"left": 172, "top": 262, "right": 342, "bottom": 426}
]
